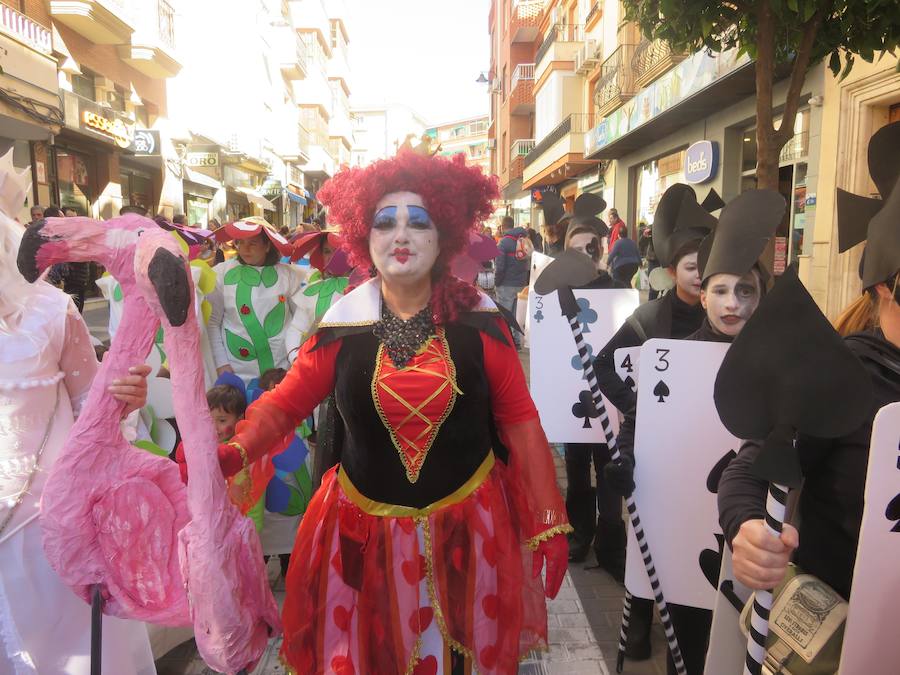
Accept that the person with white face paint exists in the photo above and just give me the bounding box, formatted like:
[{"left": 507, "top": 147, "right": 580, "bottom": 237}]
[{"left": 179, "top": 150, "right": 571, "bottom": 675}]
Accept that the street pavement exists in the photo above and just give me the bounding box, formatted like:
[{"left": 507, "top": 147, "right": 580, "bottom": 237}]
[{"left": 81, "top": 300, "right": 668, "bottom": 674}]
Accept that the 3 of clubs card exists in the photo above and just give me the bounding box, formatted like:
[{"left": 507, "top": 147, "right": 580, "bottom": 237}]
[
  {"left": 624, "top": 338, "right": 738, "bottom": 610},
  {"left": 528, "top": 287, "right": 639, "bottom": 443}
]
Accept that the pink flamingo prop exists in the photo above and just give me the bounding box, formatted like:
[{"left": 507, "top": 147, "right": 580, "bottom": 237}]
[
  {"left": 135, "top": 228, "right": 281, "bottom": 673},
  {"left": 17, "top": 214, "right": 191, "bottom": 626}
]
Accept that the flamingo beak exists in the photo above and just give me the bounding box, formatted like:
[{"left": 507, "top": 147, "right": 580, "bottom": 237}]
[
  {"left": 148, "top": 247, "right": 191, "bottom": 327},
  {"left": 17, "top": 219, "right": 52, "bottom": 282}
]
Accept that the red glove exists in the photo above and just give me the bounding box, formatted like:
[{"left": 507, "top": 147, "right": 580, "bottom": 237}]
[
  {"left": 532, "top": 533, "right": 568, "bottom": 599},
  {"left": 174, "top": 442, "right": 244, "bottom": 484}
]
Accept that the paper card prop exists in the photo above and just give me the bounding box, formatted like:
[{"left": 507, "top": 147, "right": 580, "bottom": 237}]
[
  {"left": 704, "top": 547, "right": 753, "bottom": 673},
  {"left": 624, "top": 339, "right": 739, "bottom": 609},
  {"left": 614, "top": 346, "right": 641, "bottom": 395},
  {"left": 522, "top": 251, "right": 555, "bottom": 349},
  {"left": 529, "top": 287, "right": 639, "bottom": 442},
  {"left": 839, "top": 401, "right": 900, "bottom": 674}
]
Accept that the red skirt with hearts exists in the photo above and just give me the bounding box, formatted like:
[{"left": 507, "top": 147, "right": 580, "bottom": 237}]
[{"left": 278, "top": 456, "right": 548, "bottom": 675}]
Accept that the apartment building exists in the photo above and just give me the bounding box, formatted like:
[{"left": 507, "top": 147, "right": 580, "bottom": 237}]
[
  {"left": 428, "top": 115, "right": 491, "bottom": 176},
  {"left": 350, "top": 103, "right": 429, "bottom": 166}
]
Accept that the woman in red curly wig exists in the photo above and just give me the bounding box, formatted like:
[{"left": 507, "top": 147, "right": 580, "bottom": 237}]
[{"left": 199, "top": 151, "right": 570, "bottom": 674}]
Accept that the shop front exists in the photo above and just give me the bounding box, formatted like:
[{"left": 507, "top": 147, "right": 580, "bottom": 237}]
[{"left": 0, "top": 7, "right": 61, "bottom": 219}]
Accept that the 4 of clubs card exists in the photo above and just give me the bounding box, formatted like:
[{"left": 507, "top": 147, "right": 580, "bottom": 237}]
[{"left": 624, "top": 339, "right": 739, "bottom": 610}]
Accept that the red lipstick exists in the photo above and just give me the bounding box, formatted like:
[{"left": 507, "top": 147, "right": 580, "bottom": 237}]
[{"left": 393, "top": 248, "right": 411, "bottom": 263}]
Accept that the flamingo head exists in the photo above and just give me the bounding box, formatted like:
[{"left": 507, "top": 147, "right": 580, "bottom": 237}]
[
  {"left": 135, "top": 228, "right": 193, "bottom": 328},
  {"left": 17, "top": 213, "right": 155, "bottom": 284}
]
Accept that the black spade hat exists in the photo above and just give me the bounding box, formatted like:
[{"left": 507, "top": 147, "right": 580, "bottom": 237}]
[
  {"left": 569, "top": 192, "right": 609, "bottom": 239},
  {"left": 534, "top": 247, "right": 599, "bottom": 295},
  {"left": 835, "top": 121, "right": 900, "bottom": 288},
  {"left": 700, "top": 189, "right": 786, "bottom": 282},
  {"left": 652, "top": 183, "right": 721, "bottom": 267},
  {"left": 538, "top": 190, "right": 566, "bottom": 231},
  {"left": 714, "top": 264, "right": 873, "bottom": 487}
]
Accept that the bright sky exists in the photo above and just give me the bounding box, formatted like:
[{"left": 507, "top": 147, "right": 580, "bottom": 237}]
[{"left": 346, "top": 0, "right": 491, "bottom": 125}]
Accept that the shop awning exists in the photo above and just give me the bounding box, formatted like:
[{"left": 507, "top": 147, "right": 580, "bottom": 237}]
[
  {"left": 286, "top": 190, "right": 307, "bottom": 205},
  {"left": 235, "top": 186, "right": 276, "bottom": 211},
  {"left": 184, "top": 167, "right": 222, "bottom": 190}
]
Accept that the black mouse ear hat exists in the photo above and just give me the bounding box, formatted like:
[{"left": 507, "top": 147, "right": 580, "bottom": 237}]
[
  {"left": 714, "top": 264, "right": 874, "bottom": 487},
  {"left": 652, "top": 183, "right": 719, "bottom": 267},
  {"left": 533, "top": 247, "right": 599, "bottom": 295},
  {"left": 836, "top": 121, "right": 900, "bottom": 288},
  {"left": 700, "top": 189, "right": 785, "bottom": 282}
]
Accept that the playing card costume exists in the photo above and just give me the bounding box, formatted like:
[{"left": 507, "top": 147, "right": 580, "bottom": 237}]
[
  {"left": 209, "top": 218, "right": 315, "bottom": 384},
  {"left": 719, "top": 123, "right": 900, "bottom": 598},
  {"left": 213, "top": 151, "right": 570, "bottom": 674},
  {"left": 718, "top": 122, "right": 900, "bottom": 670},
  {"left": 591, "top": 183, "right": 719, "bottom": 662}
]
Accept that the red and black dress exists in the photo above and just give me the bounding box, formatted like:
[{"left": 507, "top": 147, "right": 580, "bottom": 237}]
[{"left": 230, "top": 279, "right": 570, "bottom": 675}]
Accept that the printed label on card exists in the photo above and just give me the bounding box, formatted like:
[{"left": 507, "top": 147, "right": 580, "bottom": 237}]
[
  {"left": 624, "top": 338, "right": 738, "bottom": 609},
  {"left": 614, "top": 346, "right": 640, "bottom": 394},
  {"left": 528, "top": 288, "right": 639, "bottom": 443},
  {"left": 839, "top": 401, "right": 900, "bottom": 674}
]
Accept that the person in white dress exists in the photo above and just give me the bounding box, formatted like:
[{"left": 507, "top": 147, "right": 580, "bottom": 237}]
[{"left": 0, "top": 204, "right": 153, "bottom": 674}]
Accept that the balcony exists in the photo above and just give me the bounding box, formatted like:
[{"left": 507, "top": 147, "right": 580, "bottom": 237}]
[
  {"left": 535, "top": 24, "right": 583, "bottom": 81},
  {"left": 511, "top": 0, "right": 542, "bottom": 43},
  {"left": 327, "top": 52, "right": 351, "bottom": 91},
  {"left": 574, "top": 38, "right": 602, "bottom": 75},
  {"left": 509, "top": 139, "right": 535, "bottom": 180},
  {"left": 50, "top": 0, "right": 133, "bottom": 45},
  {"left": 523, "top": 113, "right": 595, "bottom": 188},
  {"left": 296, "top": 69, "right": 332, "bottom": 114},
  {"left": 509, "top": 63, "right": 535, "bottom": 115},
  {"left": 289, "top": 0, "right": 331, "bottom": 55},
  {"left": 595, "top": 43, "right": 638, "bottom": 118},
  {"left": 585, "top": 2, "right": 601, "bottom": 30},
  {"left": 631, "top": 38, "right": 687, "bottom": 89},
  {"left": 276, "top": 28, "right": 308, "bottom": 80},
  {"left": 280, "top": 124, "right": 310, "bottom": 165},
  {"left": 117, "top": 0, "right": 180, "bottom": 78},
  {"left": 328, "top": 114, "right": 354, "bottom": 144}
]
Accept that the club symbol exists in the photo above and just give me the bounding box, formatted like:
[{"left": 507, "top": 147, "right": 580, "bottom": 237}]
[
  {"left": 571, "top": 344, "right": 595, "bottom": 378},
  {"left": 652, "top": 380, "right": 670, "bottom": 403},
  {"left": 534, "top": 309, "right": 544, "bottom": 323},
  {"left": 576, "top": 298, "right": 598, "bottom": 333},
  {"left": 572, "top": 390, "right": 600, "bottom": 429}
]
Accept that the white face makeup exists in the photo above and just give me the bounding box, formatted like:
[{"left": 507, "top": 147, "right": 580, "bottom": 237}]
[
  {"left": 701, "top": 271, "right": 762, "bottom": 336},
  {"left": 567, "top": 231, "right": 602, "bottom": 270},
  {"left": 369, "top": 191, "right": 439, "bottom": 285},
  {"left": 669, "top": 251, "right": 702, "bottom": 301}
]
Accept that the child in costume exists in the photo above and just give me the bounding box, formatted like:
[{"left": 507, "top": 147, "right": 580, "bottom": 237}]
[
  {"left": 183, "top": 150, "right": 570, "bottom": 674},
  {"left": 208, "top": 217, "right": 315, "bottom": 385}
]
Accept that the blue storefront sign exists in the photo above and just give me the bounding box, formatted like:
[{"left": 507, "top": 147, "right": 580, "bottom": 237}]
[{"left": 684, "top": 140, "right": 718, "bottom": 184}]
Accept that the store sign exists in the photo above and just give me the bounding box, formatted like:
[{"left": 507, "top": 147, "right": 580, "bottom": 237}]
[
  {"left": 0, "top": 4, "right": 51, "bottom": 55},
  {"left": 531, "top": 185, "right": 559, "bottom": 204},
  {"left": 128, "top": 129, "right": 160, "bottom": 156},
  {"left": 81, "top": 109, "right": 133, "bottom": 148},
  {"left": 684, "top": 141, "right": 718, "bottom": 184},
  {"left": 186, "top": 149, "right": 219, "bottom": 167},
  {"left": 586, "top": 47, "right": 750, "bottom": 157}
]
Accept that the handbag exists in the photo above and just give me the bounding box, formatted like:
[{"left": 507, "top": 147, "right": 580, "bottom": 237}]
[{"left": 740, "top": 564, "right": 847, "bottom": 674}]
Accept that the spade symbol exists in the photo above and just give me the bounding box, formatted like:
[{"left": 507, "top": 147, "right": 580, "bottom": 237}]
[
  {"left": 652, "top": 380, "right": 670, "bottom": 403},
  {"left": 699, "top": 534, "right": 726, "bottom": 589},
  {"left": 534, "top": 309, "right": 544, "bottom": 323},
  {"left": 886, "top": 493, "right": 900, "bottom": 532},
  {"left": 706, "top": 450, "right": 738, "bottom": 494},
  {"left": 572, "top": 390, "right": 600, "bottom": 428},
  {"left": 623, "top": 375, "right": 636, "bottom": 393}
]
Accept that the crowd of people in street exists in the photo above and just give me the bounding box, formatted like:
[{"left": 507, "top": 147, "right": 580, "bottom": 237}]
[{"left": 1, "top": 124, "right": 898, "bottom": 675}]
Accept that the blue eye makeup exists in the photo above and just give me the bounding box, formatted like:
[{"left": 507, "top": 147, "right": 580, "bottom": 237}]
[
  {"left": 406, "top": 205, "right": 433, "bottom": 229},
  {"left": 373, "top": 206, "right": 397, "bottom": 229}
]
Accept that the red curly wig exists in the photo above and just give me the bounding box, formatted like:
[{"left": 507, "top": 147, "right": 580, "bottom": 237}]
[{"left": 318, "top": 151, "right": 499, "bottom": 322}]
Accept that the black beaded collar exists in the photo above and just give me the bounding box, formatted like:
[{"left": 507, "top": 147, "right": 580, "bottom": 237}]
[{"left": 372, "top": 304, "right": 436, "bottom": 368}]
